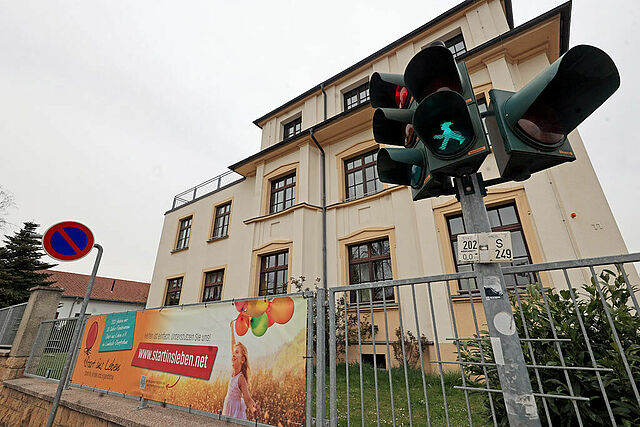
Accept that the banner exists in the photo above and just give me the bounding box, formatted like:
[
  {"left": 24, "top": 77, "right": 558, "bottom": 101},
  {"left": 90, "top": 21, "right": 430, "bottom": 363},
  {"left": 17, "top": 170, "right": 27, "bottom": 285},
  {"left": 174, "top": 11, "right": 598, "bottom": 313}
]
[{"left": 71, "top": 295, "right": 308, "bottom": 426}]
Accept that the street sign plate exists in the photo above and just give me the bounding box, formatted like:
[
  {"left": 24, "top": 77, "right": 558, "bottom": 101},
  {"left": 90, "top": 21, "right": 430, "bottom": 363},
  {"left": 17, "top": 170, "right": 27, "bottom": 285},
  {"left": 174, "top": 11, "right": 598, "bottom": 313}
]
[
  {"left": 487, "top": 232, "right": 512, "bottom": 262},
  {"left": 457, "top": 234, "right": 479, "bottom": 264},
  {"left": 457, "top": 232, "right": 512, "bottom": 264},
  {"left": 42, "top": 221, "right": 94, "bottom": 261}
]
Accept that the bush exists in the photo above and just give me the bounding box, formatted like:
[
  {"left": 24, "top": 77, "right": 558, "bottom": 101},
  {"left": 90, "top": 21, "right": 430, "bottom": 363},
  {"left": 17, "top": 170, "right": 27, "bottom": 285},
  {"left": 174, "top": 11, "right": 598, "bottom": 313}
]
[
  {"left": 392, "top": 327, "right": 430, "bottom": 368},
  {"left": 460, "top": 268, "right": 640, "bottom": 426}
]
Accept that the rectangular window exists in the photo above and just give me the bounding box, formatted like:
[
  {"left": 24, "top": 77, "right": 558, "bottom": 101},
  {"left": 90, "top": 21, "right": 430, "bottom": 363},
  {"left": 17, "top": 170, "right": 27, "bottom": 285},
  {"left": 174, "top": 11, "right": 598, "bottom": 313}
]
[
  {"left": 348, "top": 238, "right": 394, "bottom": 303},
  {"left": 283, "top": 117, "right": 302, "bottom": 140},
  {"left": 175, "top": 217, "right": 192, "bottom": 250},
  {"left": 212, "top": 202, "right": 231, "bottom": 239},
  {"left": 270, "top": 173, "right": 296, "bottom": 213},
  {"left": 259, "top": 251, "right": 289, "bottom": 296},
  {"left": 345, "top": 150, "right": 383, "bottom": 200},
  {"left": 447, "top": 203, "right": 537, "bottom": 292},
  {"left": 445, "top": 34, "right": 466, "bottom": 58},
  {"left": 165, "top": 277, "right": 183, "bottom": 306},
  {"left": 203, "top": 270, "right": 224, "bottom": 302},
  {"left": 344, "top": 82, "right": 370, "bottom": 111}
]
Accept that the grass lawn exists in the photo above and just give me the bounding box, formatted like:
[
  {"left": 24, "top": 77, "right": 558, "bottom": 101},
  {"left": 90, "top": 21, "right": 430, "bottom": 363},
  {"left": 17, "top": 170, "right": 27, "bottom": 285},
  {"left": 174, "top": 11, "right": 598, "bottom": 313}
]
[
  {"left": 34, "top": 352, "right": 68, "bottom": 379},
  {"left": 323, "top": 363, "right": 488, "bottom": 426}
]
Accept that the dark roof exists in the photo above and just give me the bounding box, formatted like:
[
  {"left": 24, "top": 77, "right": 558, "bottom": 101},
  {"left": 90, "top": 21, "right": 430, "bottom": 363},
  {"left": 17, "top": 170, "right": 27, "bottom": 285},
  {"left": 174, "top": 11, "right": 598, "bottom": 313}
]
[
  {"left": 229, "top": 1, "right": 571, "bottom": 173},
  {"left": 252, "top": 0, "right": 514, "bottom": 128},
  {"left": 46, "top": 270, "right": 150, "bottom": 304}
]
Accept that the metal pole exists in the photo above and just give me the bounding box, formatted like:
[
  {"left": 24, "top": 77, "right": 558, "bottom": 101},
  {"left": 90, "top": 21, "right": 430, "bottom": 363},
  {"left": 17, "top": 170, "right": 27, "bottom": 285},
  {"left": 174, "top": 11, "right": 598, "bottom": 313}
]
[
  {"left": 315, "top": 287, "right": 326, "bottom": 426},
  {"left": 455, "top": 175, "right": 541, "bottom": 426},
  {"left": 46, "top": 243, "right": 103, "bottom": 427}
]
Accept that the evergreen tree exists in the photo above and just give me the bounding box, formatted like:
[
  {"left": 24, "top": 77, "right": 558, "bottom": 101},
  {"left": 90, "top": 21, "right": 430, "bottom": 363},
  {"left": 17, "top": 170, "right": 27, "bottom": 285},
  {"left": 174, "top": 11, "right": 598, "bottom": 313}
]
[{"left": 0, "top": 222, "right": 56, "bottom": 307}]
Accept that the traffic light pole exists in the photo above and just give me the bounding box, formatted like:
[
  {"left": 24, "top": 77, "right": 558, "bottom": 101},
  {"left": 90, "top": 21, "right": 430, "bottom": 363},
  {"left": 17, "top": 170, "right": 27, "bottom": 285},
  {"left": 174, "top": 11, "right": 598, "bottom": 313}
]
[{"left": 455, "top": 174, "right": 541, "bottom": 426}]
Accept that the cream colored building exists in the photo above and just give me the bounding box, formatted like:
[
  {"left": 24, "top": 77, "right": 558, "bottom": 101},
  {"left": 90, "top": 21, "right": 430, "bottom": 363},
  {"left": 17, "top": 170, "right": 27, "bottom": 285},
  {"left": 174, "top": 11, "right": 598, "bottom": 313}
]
[{"left": 148, "top": 0, "right": 634, "bottom": 367}]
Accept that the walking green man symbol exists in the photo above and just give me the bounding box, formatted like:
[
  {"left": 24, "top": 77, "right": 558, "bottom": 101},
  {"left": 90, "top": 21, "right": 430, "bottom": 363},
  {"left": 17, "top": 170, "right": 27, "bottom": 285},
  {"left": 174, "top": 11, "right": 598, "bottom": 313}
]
[{"left": 433, "top": 121, "right": 465, "bottom": 151}]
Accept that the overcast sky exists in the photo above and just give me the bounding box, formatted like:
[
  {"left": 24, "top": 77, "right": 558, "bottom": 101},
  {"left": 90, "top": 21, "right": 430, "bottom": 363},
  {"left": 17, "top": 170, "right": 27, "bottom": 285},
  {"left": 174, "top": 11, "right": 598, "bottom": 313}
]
[{"left": 0, "top": 0, "right": 637, "bottom": 282}]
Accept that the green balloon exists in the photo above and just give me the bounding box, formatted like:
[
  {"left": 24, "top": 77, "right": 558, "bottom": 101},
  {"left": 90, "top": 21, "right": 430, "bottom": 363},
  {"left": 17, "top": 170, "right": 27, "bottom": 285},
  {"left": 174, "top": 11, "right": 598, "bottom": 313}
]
[{"left": 250, "top": 312, "right": 269, "bottom": 337}]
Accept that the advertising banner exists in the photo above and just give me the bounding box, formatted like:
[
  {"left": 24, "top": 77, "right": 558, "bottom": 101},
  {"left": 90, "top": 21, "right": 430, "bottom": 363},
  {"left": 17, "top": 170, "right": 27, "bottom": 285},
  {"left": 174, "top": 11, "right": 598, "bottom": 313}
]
[{"left": 71, "top": 295, "right": 308, "bottom": 426}]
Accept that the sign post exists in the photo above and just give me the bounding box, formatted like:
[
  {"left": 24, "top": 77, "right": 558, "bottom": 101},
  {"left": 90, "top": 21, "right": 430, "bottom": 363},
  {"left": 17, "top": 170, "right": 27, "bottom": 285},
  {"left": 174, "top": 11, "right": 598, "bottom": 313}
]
[
  {"left": 41, "top": 221, "right": 102, "bottom": 427},
  {"left": 455, "top": 174, "right": 540, "bottom": 425}
]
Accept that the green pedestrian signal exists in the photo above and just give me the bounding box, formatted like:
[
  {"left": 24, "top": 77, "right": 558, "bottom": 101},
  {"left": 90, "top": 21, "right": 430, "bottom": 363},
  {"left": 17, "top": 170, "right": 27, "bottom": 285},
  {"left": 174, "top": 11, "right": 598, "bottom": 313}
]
[
  {"left": 407, "top": 43, "right": 490, "bottom": 177},
  {"left": 485, "top": 45, "right": 620, "bottom": 181}
]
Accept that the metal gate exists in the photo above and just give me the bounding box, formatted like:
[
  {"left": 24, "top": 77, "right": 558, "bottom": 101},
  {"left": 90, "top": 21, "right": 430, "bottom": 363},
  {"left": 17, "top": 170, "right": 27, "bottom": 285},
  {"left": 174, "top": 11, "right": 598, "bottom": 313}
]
[
  {"left": 316, "top": 253, "right": 640, "bottom": 426},
  {"left": 24, "top": 317, "right": 81, "bottom": 381}
]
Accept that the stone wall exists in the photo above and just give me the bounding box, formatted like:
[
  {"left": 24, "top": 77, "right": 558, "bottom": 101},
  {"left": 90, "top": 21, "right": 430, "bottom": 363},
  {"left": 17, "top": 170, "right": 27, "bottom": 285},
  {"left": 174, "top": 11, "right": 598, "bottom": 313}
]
[
  {"left": 0, "top": 383, "right": 112, "bottom": 427},
  {"left": 0, "top": 351, "right": 27, "bottom": 382}
]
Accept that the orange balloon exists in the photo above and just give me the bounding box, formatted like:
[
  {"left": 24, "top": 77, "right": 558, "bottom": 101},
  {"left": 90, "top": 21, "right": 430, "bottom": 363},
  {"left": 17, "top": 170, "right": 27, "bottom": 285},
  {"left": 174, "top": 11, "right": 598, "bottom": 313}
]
[
  {"left": 246, "top": 298, "right": 269, "bottom": 317},
  {"left": 269, "top": 296, "right": 294, "bottom": 324},
  {"left": 235, "top": 313, "right": 250, "bottom": 336}
]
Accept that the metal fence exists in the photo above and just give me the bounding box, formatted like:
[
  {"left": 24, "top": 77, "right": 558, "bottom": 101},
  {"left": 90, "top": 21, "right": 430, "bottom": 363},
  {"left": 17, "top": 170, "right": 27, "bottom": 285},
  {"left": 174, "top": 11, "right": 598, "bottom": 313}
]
[
  {"left": 172, "top": 170, "right": 244, "bottom": 209},
  {"left": 316, "top": 253, "right": 640, "bottom": 427},
  {"left": 0, "top": 302, "right": 27, "bottom": 348},
  {"left": 24, "top": 317, "right": 80, "bottom": 381}
]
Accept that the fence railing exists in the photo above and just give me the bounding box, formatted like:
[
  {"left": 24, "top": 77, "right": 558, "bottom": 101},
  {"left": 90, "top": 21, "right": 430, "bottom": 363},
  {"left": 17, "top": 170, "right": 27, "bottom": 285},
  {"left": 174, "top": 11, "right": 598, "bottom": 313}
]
[
  {"left": 171, "top": 170, "right": 244, "bottom": 209},
  {"left": 319, "top": 253, "right": 640, "bottom": 427},
  {"left": 24, "top": 317, "right": 80, "bottom": 381},
  {"left": 0, "top": 302, "right": 27, "bottom": 349},
  {"left": 20, "top": 253, "right": 640, "bottom": 426}
]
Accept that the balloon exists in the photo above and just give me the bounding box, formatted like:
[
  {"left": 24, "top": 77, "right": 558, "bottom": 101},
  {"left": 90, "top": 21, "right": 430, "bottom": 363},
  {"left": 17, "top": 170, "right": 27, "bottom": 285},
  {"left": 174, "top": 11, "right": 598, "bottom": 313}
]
[
  {"left": 86, "top": 321, "right": 98, "bottom": 349},
  {"left": 265, "top": 306, "right": 276, "bottom": 327},
  {"left": 234, "top": 301, "right": 248, "bottom": 312},
  {"left": 250, "top": 312, "right": 269, "bottom": 337},
  {"left": 246, "top": 298, "right": 269, "bottom": 317},
  {"left": 235, "top": 313, "right": 250, "bottom": 336},
  {"left": 270, "top": 297, "right": 294, "bottom": 324}
]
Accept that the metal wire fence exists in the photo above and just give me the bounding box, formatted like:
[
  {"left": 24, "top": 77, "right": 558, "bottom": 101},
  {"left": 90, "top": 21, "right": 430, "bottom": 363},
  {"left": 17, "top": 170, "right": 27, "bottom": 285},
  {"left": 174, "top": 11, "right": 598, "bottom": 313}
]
[
  {"left": 24, "top": 317, "right": 80, "bottom": 381},
  {"left": 0, "top": 302, "right": 27, "bottom": 348},
  {"left": 318, "top": 253, "right": 640, "bottom": 427}
]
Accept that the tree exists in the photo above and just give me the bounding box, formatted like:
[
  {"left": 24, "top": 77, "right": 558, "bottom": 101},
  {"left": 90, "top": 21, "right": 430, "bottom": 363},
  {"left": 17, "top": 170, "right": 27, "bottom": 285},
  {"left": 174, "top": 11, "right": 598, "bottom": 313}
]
[
  {"left": 0, "top": 186, "right": 15, "bottom": 231},
  {"left": 0, "top": 222, "right": 56, "bottom": 307}
]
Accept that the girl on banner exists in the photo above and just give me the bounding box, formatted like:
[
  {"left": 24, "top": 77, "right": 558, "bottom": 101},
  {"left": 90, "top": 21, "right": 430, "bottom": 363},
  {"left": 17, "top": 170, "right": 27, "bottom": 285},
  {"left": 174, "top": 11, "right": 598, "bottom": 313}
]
[{"left": 223, "top": 320, "right": 258, "bottom": 420}]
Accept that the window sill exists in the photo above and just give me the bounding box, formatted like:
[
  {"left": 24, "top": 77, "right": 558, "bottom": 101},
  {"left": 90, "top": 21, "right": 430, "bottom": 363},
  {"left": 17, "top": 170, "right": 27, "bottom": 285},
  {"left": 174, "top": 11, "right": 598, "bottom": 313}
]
[
  {"left": 171, "top": 247, "right": 189, "bottom": 254},
  {"left": 207, "top": 235, "right": 229, "bottom": 244}
]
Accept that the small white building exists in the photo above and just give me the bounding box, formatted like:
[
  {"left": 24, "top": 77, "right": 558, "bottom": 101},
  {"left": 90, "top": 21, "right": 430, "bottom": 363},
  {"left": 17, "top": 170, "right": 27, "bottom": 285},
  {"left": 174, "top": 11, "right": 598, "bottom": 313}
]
[{"left": 47, "top": 270, "right": 150, "bottom": 318}]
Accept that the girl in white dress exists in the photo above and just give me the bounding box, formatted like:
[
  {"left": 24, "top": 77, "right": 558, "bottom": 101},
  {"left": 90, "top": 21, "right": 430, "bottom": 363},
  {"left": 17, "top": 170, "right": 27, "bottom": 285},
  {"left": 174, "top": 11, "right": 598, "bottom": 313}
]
[{"left": 222, "top": 320, "right": 257, "bottom": 419}]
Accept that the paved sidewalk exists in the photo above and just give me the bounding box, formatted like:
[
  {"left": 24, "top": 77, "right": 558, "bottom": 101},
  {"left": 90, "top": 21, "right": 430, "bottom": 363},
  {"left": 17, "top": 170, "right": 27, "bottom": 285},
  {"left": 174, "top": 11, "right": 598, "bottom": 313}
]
[{"left": 4, "top": 377, "right": 236, "bottom": 426}]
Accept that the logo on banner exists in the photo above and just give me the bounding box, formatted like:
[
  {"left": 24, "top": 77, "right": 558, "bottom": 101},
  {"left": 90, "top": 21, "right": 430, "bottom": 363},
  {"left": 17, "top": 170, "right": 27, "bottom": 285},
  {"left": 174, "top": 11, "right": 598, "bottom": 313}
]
[{"left": 131, "top": 342, "right": 218, "bottom": 380}]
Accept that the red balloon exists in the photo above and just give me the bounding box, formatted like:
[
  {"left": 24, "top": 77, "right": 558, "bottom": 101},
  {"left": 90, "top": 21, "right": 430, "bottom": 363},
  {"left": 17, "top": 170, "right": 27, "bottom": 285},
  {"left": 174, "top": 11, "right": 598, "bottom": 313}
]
[
  {"left": 265, "top": 306, "right": 276, "bottom": 327},
  {"left": 270, "top": 297, "right": 294, "bottom": 324},
  {"left": 234, "top": 301, "right": 248, "bottom": 312},
  {"left": 235, "top": 313, "right": 250, "bottom": 336},
  {"left": 86, "top": 321, "right": 98, "bottom": 349}
]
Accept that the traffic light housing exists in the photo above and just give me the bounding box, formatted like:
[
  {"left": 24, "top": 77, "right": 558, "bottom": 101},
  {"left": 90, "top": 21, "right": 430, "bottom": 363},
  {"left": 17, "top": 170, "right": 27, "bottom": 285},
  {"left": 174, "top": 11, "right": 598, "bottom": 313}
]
[
  {"left": 372, "top": 43, "right": 489, "bottom": 200},
  {"left": 485, "top": 45, "right": 620, "bottom": 181},
  {"left": 371, "top": 72, "right": 454, "bottom": 199},
  {"left": 406, "top": 45, "right": 490, "bottom": 177}
]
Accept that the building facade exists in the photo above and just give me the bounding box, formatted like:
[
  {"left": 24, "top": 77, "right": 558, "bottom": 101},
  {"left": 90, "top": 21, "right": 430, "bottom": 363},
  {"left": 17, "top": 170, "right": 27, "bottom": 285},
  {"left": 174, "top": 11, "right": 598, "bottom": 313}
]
[{"left": 147, "top": 0, "right": 635, "bottom": 366}]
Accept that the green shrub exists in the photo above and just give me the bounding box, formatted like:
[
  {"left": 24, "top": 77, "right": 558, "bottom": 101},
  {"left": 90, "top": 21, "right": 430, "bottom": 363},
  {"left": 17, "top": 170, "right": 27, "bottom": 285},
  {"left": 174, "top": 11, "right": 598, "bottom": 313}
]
[{"left": 460, "top": 269, "right": 640, "bottom": 426}]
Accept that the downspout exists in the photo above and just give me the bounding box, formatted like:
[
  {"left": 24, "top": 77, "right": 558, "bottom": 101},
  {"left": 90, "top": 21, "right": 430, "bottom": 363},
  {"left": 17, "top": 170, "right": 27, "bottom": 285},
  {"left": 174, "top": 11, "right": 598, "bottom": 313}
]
[{"left": 310, "top": 128, "right": 327, "bottom": 291}]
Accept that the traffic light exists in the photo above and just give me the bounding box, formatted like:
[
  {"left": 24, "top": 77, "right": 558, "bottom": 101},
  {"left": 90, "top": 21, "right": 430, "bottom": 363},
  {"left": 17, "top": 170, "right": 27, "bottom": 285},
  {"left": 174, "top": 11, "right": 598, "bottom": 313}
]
[
  {"left": 371, "top": 72, "right": 453, "bottom": 199},
  {"left": 406, "top": 43, "right": 490, "bottom": 177},
  {"left": 485, "top": 45, "right": 620, "bottom": 181}
]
